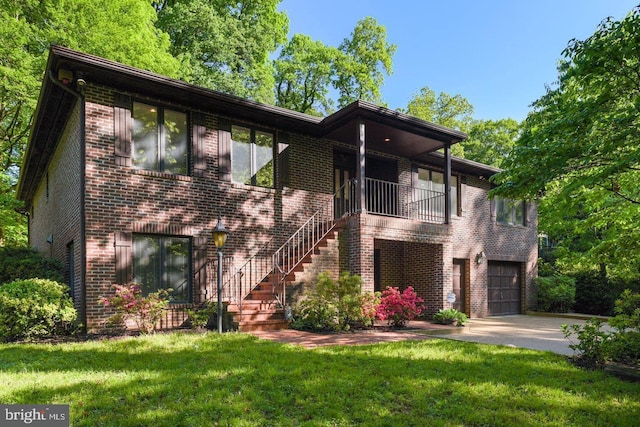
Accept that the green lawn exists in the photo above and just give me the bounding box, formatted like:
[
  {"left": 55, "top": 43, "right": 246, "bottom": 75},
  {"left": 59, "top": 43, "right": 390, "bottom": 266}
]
[{"left": 0, "top": 332, "right": 638, "bottom": 426}]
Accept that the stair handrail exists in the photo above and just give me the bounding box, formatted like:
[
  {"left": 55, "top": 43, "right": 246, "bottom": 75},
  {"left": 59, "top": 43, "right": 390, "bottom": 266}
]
[{"left": 270, "top": 180, "right": 354, "bottom": 307}]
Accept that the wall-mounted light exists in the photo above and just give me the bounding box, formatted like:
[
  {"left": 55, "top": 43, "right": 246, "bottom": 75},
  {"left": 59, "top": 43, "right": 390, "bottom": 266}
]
[
  {"left": 476, "top": 251, "right": 486, "bottom": 265},
  {"left": 46, "top": 234, "right": 54, "bottom": 244}
]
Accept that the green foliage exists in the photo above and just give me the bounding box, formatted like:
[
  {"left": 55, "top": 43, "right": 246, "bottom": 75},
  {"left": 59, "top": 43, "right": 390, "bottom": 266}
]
[
  {"left": 333, "top": 17, "right": 396, "bottom": 107},
  {"left": 0, "top": 246, "right": 64, "bottom": 284},
  {"left": 607, "top": 290, "right": 640, "bottom": 365},
  {"left": 463, "top": 118, "right": 520, "bottom": 168},
  {"left": 291, "top": 271, "right": 378, "bottom": 331},
  {"left": 156, "top": 0, "right": 288, "bottom": 103},
  {"left": 562, "top": 318, "right": 609, "bottom": 369},
  {"left": 0, "top": 278, "right": 77, "bottom": 342},
  {"left": 535, "top": 274, "right": 575, "bottom": 313},
  {"left": 564, "top": 290, "right": 640, "bottom": 367},
  {"left": 432, "top": 308, "right": 468, "bottom": 326},
  {"left": 101, "top": 284, "right": 171, "bottom": 334},
  {"left": 405, "top": 86, "right": 474, "bottom": 133},
  {"left": 492, "top": 6, "right": 640, "bottom": 280},
  {"left": 274, "top": 34, "right": 338, "bottom": 116},
  {"left": 185, "top": 301, "right": 218, "bottom": 329},
  {"left": 573, "top": 271, "right": 618, "bottom": 316},
  {"left": 0, "top": 173, "right": 26, "bottom": 247}
]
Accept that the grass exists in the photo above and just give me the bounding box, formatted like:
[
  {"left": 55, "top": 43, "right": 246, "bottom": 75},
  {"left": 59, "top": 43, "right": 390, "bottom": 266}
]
[{"left": 0, "top": 332, "right": 639, "bottom": 426}]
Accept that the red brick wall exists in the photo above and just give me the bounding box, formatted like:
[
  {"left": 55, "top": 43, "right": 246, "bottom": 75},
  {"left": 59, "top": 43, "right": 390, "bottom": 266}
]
[
  {"left": 29, "top": 100, "right": 84, "bottom": 318},
  {"left": 32, "top": 81, "right": 538, "bottom": 330}
]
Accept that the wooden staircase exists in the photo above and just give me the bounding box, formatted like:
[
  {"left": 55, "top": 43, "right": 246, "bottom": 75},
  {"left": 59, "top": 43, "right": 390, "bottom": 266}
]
[{"left": 228, "top": 227, "right": 341, "bottom": 332}]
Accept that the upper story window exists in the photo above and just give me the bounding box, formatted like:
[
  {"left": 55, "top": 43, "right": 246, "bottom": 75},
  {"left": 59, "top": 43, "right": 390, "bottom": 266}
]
[
  {"left": 495, "top": 196, "right": 525, "bottom": 226},
  {"left": 231, "top": 125, "right": 274, "bottom": 187},
  {"left": 416, "top": 168, "right": 458, "bottom": 216},
  {"left": 132, "top": 102, "right": 188, "bottom": 175}
]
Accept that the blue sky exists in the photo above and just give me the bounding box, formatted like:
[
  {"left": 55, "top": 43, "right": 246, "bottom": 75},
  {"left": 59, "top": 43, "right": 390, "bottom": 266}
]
[{"left": 278, "top": 0, "right": 638, "bottom": 121}]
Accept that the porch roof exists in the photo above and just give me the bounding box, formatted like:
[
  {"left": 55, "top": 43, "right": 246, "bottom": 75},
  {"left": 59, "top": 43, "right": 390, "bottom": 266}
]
[{"left": 19, "top": 46, "right": 474, "bottom": 203}]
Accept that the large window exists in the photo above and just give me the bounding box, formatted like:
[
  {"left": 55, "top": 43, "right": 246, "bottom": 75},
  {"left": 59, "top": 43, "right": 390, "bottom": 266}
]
[
  {"left": 133, "top": 235, "right": 191, "bottom": 303},
  {"left": 495, "top": 196, "right": 525, "bottom": 226},
  {"left": 132, "top": 102, "right": 188, "bottom": 174},
  {"left": 416, "top": 168, "right": 458, "bottom": 217},
  {"left": 231, "top": 125, "right": 274, "bottom": 187}
]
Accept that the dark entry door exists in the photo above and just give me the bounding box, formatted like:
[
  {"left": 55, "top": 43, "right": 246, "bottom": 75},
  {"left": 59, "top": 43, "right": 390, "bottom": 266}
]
[
  {"left": 488, "top": 262, "right": 521, "bottom": 315},
  {"left": 334, "top": 151, "right": 356, "bottom": 218},
  {"left": 452, "top": 259, "right": 466, "bottom": 313}
]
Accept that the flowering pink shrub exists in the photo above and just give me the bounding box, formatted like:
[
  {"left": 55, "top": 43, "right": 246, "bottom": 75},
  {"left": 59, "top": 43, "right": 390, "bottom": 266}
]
[
  {"left": 101, "top": 284, "right": 170, "bottom": 334},
  {"left": 376, "top": 286, "right": 425, "bottom": 327}
]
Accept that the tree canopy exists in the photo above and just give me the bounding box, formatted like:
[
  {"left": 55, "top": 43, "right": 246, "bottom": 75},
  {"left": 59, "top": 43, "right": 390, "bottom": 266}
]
[
  {"left": 493, "top": 6, "right": 640, "bottom": 278},
  {"left": 156, "top": 0, "right": 289, "bottom": 103}
]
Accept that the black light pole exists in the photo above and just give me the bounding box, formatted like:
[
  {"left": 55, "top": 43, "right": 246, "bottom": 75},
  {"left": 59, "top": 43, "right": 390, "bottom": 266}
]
[{"left": 212, "top": 215, "right": 228, "bottom": 334}]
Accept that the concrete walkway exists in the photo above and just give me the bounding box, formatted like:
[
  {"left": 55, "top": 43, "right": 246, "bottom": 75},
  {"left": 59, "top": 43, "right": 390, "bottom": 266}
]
[
  {"left": 250, "top": 314, "right": 610, "bottom": 356},
  {"left": 436, "top": 314, "right": 611, "bottom": 356}
]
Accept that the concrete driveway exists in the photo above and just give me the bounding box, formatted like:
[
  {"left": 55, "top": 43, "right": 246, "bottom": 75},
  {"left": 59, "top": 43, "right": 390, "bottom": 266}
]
[{"left": 441, "top": 314, "right": 611, "bottom": 356}]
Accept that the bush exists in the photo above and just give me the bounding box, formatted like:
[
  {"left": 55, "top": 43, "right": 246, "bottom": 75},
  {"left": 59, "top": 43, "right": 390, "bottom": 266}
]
[
  {"left": 291, "top": 272, "right": 378, "bottom": 331},
  {"left": 0, "top": 247, "right": 64, "bottom": 284},
  {"left": 101, "top": 284, "right": 171, "bottom": 334},
  {"left": 607, "top": 290, "right": 640, "bottom": 365},
  {"left": 573, "top": 271, "right": 617, "bottom": 316},
  {"left": 562, "top": 318, "right": 609, "bottom": 369},
  {"left": 433, "top": 308, "right": 468, "bottom": 326},
  {"left": 376, "top": 286, "right": 425, "bottom": 327},
  {"left": 536, "top": 274, "right": 575, "bottom": 313},
  {"left": 185, "top": 302, "right": 219, "bottom": 329},
  {"left": 0, "top": 279, "right": 77, "bottom": 342}
]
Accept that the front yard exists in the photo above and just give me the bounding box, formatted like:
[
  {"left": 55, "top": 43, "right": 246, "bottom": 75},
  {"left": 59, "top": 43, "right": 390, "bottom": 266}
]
[{"left": 1, "top": 332, "right": 638, "bottom": 426}]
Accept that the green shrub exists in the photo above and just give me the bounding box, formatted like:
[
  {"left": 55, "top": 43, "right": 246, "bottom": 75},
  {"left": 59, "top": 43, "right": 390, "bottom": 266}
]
[
  {"left": 0, "top": 279, "right": 77, "bottom": 342},
  {"left": 536, "top": 274, "right": 575, "bottom": 313},
  {"left": 607, "top": 290, "right": 640, "bottom": 365},
  {"left": 433, "top": 308, "right": 468, "bottom": 326},
  {"left": 0, "top": 247, "right": 64, "bottom": 284},
  {"left": 291, "top": 272, "right": 378, "bottom": 331},
  {"left": 573, "top": 271, "right": 616, "bottom": 316},
  {"left": 185, "top": 302, "right": 219, "bottom": 329},
  {"left": 562, "top": 318, "right": 609, "bottom": 369}
]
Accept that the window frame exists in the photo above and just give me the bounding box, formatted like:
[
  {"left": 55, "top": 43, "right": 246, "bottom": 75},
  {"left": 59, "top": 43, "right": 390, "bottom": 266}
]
[
  {"left": 132, "top": 233, "right": 193, "bottom": 304},
  {"left": 495, "top": 196, "right": 526, "bottom": 226},
  {"left": 230, "top": 124, "right": 275, "bottom": 188},
  {"left": 131, "top": 101, "right": 190, "bottom": 175},
  {"left": 415, "top": 167, "right": 460, "bottom": 217}
]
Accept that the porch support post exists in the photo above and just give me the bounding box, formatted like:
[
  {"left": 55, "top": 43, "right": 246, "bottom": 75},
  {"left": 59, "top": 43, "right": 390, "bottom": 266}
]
[
  {"left": 444, "top": 142, "right": 452, "bottom": 224},
  {"left": 357, "top": 120, "right": 366, "bottom": 214}
]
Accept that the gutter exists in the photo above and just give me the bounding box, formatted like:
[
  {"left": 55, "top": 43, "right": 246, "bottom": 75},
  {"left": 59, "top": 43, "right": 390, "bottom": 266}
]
[{"left": 47, "top": 70, "right": 87, "bottom": 330}]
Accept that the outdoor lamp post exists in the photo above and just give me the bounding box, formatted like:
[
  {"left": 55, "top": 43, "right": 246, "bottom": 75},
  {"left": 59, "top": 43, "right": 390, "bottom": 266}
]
[{"left": 212, "top": 215, "right": 229, "bottom": 333}]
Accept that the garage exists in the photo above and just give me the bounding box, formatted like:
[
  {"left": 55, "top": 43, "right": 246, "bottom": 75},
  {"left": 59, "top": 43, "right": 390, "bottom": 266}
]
[{"left": 487, "top": 262, "right": 522, "bottom": 315}]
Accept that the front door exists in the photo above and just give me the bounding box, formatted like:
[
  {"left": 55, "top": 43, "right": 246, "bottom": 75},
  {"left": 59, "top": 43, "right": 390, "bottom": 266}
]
[{"left": 452, "top": 259, "right": 466, "bottom": 313}]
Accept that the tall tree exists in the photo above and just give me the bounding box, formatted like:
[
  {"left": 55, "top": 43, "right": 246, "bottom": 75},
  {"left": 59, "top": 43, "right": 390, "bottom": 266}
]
[
  {"left": 0, "top": 0, "right": 181, "bottom": 246},
  {"left": 333, "top": 17, "right": 396, "bottom": 107},
  {"left": 492, "top": 6, "right": 640, "bottom": 278},
  {"left": 464, "top": 118, "right": 520, "bottom": 168},
  {"left": 156, "top": 0, "right": 288, "bottom": 103},
  {"left": 404, "top": 86, "right": 474, "bottom": 157},
  {"left": 274, "top": 34, "right": 338, "bottom": 116}
]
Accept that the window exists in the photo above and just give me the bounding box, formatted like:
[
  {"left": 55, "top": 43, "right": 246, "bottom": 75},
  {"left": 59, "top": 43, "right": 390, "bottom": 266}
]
[
  {"left": 416, "top": 168, "right": 458, "bottom": 217},
  {"left": 132, "top": 102, "right": 188, "bottom": 174},
  {"left": 231, "top": 125, "right": 274, "bottom": 187},
  {"left": 495, "top": 196, "right": 525, "bottom": 226},
  {"left": 133, "top": 234, "right": 191, "bottom": 303}
]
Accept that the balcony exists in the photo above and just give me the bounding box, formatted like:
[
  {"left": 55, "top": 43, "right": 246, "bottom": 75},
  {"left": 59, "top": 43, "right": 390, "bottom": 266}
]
[{"left": 336, "top": 178, "right": 446, "bottom": 224}]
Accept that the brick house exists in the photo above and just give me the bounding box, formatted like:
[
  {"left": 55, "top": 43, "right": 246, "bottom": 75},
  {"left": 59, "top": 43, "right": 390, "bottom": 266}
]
[{"left": 18, "top": 46, "right": 538, "bottom": 332}]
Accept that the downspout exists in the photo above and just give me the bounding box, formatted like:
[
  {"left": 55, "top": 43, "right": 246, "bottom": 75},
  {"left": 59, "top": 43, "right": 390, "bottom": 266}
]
[{"left": 47, "top": 70, "right": 87, "bottom": 330}]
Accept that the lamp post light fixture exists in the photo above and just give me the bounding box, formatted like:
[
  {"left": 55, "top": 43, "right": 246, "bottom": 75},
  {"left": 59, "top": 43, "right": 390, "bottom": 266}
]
[{"left": 212, "top": 215, "right": 229, "bottom": 333}]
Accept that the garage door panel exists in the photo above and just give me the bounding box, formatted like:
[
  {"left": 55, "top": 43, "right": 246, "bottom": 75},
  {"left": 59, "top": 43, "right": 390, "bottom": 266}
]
[{"left": 488, "top": 261, "right": 521, "bottom": 316}]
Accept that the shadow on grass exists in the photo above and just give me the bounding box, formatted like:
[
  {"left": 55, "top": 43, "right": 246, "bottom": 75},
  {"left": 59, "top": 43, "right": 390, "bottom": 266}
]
[{"left": 0, "top": 333, "right": 639, "bottom": 426}]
